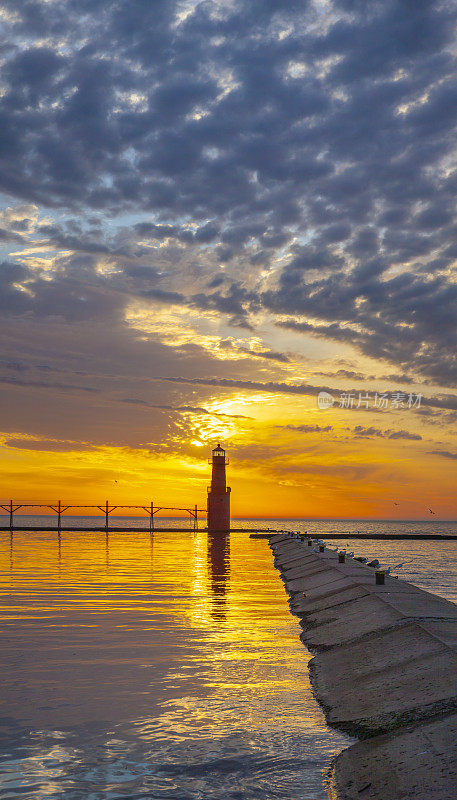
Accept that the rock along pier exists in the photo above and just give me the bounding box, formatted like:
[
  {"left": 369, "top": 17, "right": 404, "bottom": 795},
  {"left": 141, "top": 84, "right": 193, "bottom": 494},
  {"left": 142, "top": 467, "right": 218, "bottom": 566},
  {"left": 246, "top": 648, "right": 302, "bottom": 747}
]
[{"left": 269, "top": 533, "right": 457, "bottom": 800}]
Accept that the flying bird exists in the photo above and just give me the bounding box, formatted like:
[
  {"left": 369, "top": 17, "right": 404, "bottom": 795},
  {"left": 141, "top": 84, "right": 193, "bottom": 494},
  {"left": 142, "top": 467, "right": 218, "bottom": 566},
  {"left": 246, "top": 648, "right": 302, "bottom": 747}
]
[{"left": 429, "top": 508, "right": 435, "bottom": 515}]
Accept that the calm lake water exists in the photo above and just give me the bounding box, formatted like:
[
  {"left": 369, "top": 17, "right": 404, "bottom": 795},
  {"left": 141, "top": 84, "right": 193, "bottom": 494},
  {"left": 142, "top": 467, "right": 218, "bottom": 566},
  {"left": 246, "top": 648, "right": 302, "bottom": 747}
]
[{"left": 0, "top": 518, "right": 456, "bottom": 799}]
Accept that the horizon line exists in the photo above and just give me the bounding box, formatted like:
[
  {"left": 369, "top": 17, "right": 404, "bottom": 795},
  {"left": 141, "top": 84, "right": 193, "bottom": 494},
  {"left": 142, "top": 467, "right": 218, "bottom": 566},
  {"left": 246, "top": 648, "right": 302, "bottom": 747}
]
[{"left": 1, "top": 513, "right": 456, "bottom": 523}]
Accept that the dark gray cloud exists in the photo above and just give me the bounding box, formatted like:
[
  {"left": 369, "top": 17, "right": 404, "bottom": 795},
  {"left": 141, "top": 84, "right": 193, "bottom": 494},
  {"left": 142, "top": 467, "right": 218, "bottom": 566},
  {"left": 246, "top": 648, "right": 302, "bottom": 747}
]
[
  {"left": 1, "top": 0, "right": 457, "bottom": 443},
  {"left": 428, "top": 449, "right": 457, "bottom": 460},
  {"left": 278, "top": 424, "right": 333, "bottom": 433},
  {"left": 152, "top": 374, "right": 457, "bottom": 422},
  {"left": 314, "top": 368, "right": 372, "bottom": 381},
  {"left": 353, "top": 425, "right": 422, "bottom": 440},
  {"left": 272, "top": 271, "right": 457, "bottom": 386},
  {"left": 4, "top": 437, "right": 96, "bottom": 452},
  {"left": 353, "top": 425, "right": 385, "bottom": 438},
  {"left": 119, "top": 397, "right": 251, "bottom": 420},
  {"left": 152, "top": 375, "right": 331, "bottom": 396},
  {"left": 0, "top": 374, "right": 98, "bottom": 393},
  {"left": 378, "top": 373, "right": 416, "bottom": 384},
  {"left": 387, "top": 429, "right": 422, "bottom": 441}
]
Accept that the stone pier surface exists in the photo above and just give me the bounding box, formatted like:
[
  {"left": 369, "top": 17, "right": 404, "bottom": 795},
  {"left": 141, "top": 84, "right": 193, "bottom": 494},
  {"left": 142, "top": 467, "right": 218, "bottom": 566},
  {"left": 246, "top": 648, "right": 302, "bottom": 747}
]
[{"left": 269, "top": 534, "right": 457, "bottom": 800}]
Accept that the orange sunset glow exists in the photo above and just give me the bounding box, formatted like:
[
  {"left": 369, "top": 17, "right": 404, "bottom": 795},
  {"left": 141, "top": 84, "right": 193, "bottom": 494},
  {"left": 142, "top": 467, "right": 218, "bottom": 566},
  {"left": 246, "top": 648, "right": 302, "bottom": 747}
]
[{"left": 2, "top": 374, "right": 456, "bottom": 518}]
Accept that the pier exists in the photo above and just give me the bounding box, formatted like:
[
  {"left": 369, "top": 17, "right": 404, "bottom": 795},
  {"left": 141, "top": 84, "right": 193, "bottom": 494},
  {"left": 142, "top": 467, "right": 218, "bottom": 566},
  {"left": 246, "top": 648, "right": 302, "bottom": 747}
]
[
  {"left": 0, "top": 501, "right": 205, "bottom": 532},
  {"left": 269, "top": 533, "right": 457, "bottom": 800}
]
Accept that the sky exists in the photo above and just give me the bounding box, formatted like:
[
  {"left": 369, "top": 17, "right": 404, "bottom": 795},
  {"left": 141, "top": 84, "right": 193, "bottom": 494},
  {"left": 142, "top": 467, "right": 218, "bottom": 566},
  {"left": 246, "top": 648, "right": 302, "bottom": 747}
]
[{"left": 1, "top": 0, "right": 457, "bottom": 519}]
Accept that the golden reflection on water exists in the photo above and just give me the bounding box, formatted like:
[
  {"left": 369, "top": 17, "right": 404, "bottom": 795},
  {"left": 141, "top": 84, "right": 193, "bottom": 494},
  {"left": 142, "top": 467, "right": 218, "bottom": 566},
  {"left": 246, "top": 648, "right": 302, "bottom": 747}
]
[
  {"left": 0, "top": 528, "right": 353, "bottom": 799},
  {"left": 207, "top": 534, "right": 230, "bottom": 623}
]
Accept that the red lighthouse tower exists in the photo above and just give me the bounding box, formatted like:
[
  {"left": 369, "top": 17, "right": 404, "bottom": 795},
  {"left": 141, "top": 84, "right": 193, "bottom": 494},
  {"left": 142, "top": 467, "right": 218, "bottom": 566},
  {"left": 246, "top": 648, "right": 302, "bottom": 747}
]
[{"left": 207, "top": 444, "right": 231, "bottom": 533}]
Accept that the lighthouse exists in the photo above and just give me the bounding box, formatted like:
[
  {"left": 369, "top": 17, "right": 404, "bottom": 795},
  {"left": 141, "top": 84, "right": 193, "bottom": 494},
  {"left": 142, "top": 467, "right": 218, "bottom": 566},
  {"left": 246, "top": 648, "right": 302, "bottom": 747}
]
[{"left": 207, "top": 444, "right": 231, "bottom": 533}]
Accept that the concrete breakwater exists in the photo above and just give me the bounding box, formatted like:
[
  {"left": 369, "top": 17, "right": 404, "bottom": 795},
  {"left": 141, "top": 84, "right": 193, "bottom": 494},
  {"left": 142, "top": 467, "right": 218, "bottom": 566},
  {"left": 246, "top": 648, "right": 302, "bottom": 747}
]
[
  {"left": 250, "top": 532, "right": 457, "bottom": 540},
  {"left": 270, "top": 533, "right": 457, "bottom": 800}
]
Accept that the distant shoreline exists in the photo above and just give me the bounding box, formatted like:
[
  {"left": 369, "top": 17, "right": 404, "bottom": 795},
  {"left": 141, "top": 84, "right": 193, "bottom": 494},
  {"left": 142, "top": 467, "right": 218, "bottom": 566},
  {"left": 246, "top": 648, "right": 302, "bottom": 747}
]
[{"left": 1, "top": 514, "right": 457, "bottom": 522}]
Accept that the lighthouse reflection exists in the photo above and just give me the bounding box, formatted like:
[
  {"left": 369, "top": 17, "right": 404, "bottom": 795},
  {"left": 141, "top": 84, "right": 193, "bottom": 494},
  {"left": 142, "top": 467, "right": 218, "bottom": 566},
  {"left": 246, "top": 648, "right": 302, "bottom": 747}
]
[{"left": 207, "top": 533, "right": 230, "bottom": 622}]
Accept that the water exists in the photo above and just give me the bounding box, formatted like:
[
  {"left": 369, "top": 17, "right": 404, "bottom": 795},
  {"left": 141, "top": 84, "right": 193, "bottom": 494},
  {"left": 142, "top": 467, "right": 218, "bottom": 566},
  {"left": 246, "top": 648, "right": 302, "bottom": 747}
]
[{"left": 0, "top": 518, "right": 456, "bottom": 799}]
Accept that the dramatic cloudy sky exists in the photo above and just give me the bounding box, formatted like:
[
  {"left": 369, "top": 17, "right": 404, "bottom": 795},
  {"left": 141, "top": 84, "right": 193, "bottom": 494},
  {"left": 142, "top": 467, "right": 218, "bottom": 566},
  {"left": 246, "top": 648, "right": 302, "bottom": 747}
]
[{"left": 1, "top": 0, "right": 457, "bottom": 517}]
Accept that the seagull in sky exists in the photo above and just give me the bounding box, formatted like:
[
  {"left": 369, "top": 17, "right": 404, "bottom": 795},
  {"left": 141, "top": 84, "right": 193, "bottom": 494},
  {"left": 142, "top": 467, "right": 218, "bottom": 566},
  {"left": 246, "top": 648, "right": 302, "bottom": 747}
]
[{"left": 429, "top": 507, "right": 435, "bottom": 515}]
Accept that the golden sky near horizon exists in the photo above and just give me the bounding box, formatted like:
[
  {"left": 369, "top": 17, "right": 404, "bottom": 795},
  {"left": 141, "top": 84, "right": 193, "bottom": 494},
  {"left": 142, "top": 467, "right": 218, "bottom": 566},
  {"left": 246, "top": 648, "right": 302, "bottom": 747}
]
[{"left": 1, "top": 362, "right": 456, "bottom": 519}]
